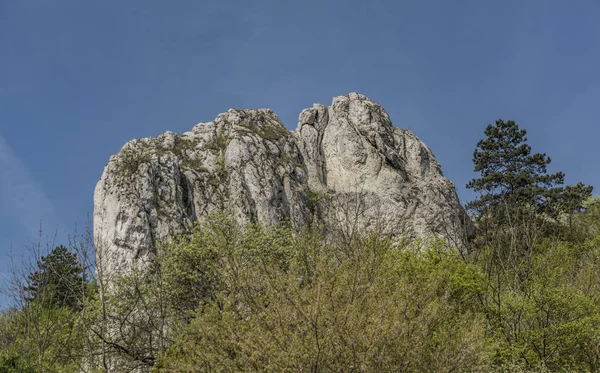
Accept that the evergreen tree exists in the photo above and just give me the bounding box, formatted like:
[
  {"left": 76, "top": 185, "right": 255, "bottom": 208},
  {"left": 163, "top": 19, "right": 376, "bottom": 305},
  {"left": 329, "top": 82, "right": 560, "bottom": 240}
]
[
  {"left": 25, "top": 245, "right": 86, "bottom": 311},
  {"left": 466, "top": 119, "right": 565, "bottom": 218}
]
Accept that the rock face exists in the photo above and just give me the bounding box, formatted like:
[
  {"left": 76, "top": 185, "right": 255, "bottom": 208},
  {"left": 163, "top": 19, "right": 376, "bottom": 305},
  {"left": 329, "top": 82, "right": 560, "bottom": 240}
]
[{"left": 94, "top": 93, "right": 470, "bottom": 282}]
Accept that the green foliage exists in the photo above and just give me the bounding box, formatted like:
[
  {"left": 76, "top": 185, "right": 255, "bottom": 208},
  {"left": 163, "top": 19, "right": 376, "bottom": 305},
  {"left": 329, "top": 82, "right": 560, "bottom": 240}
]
[
  {"left": 25, "top": 245, "right": 86, "bottom": 311},
  {"left": 466, "top": 119, "right": 565, "bottom": 217},
  {"left": 93, "top": 268, "right": 169, "bottom": 370},
  {"left": 578, "top": 196, "right": 600, "bottom": 238},
  {"left": 274, "top": 154, "right": 301, "bottom": 169},
  {"left": 465, "top": 119, "right": 600, "bottom": 372},
  {"left": 560, "top": 182, "right": 594, "bottom": 242},
  {"left": 4, "top": 208, "right": 600, "bottom": 372},
  {"left": 307, "top": 191, "right": 330, "bottom": 217},
  {"left": 160, "top": 215, "right": 236, "bottom": 315},
  {"left": 207, "top": 154, "right": 229, "bottom": 208},
  {"left": 236, "top": 121, "right": 289, "bottom": 142},
  {"left": 171, "top": 136, "right": 196, "bottom": 157},
  {"left": 214, "top": 154, "right": 228, "bottom": 182},
  {"left": 476, "top": 238, "right": 600, "bottom": 372},
  {"left": 153, "top": 222, "right": 491, "bottom": 372},
  {"left": 3, "top": 118, "right": 600, "bottom": 372},
  {"left": 0, "top": 354, "right": 36, "bottom": 373},
  {"left": 114, "top": 135, "right": 207, "bottom": 177},
  {"left": 114, "top": 144, "right": 152, "bottom": 177},
  {"left": 160, "top": 214, "right": 295, "bottom": 317},
  {"left": 561, "top": 182, "right": 594, "bottom": 215},
  {"left": 0, "top": 303, "right": 84, "bottom": 373},
  {"left": 171, "top": 137, "right": 206, "bottom": 170}
]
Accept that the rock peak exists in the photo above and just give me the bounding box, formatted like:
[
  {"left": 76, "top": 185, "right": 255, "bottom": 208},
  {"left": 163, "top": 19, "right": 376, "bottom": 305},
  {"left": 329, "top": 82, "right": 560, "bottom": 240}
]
[{"left": 94, "top": 93, "right": 470, "bottom": 281}]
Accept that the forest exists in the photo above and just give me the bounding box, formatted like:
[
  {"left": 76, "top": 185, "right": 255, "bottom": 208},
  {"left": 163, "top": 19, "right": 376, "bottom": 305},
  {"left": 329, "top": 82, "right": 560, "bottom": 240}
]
[{"left": 1, "top": 119, "right": 598, "bottom": 373}]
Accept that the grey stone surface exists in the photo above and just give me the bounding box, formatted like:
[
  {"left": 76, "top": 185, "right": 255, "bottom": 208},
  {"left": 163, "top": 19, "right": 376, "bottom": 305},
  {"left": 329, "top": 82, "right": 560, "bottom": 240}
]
[{"left": 94, "top": 93, "right": 470, "bottom": 282}]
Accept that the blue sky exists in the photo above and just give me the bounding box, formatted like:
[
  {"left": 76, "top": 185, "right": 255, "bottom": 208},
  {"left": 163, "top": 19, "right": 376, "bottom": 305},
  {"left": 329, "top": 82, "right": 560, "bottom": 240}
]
[{"left": 1, "top": 0, "right": 599, "bottom": 306}]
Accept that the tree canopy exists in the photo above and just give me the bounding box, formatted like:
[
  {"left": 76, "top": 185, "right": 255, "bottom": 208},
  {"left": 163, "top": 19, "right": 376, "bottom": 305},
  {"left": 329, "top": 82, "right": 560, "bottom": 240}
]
[
  {"left": 466, "top": 119, "right": 566, "bottom": 217},
  {"left": 25, "top": 245, "right": 86, "bottom": 311}
]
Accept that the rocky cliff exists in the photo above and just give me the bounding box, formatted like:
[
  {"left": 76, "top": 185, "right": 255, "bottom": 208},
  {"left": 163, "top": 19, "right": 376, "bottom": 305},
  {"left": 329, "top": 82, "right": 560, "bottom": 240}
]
[{"left": 94, "top": 93, "right": 470, "bottom": 281}]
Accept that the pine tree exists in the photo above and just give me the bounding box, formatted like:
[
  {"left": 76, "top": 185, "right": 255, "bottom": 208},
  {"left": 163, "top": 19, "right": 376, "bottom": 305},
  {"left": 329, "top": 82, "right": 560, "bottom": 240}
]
[
  {"left": 466, "top": 119, "right": 565, "bottom": 218},
  {"left": 25, "top": 245, "right": 86, "bottom": 311}
]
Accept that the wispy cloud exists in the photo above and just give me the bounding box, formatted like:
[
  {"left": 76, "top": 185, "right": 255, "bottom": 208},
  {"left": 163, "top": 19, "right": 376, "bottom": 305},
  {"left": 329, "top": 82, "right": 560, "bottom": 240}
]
[{"left": 0, "top": 134, "right": 58, "bottom": 237}]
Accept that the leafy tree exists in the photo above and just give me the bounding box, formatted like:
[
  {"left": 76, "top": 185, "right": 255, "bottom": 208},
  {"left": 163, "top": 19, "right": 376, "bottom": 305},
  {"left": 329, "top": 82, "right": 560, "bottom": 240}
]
[
  {"left": 0, "top": 302, "right": 84, "bottom": 373},
  {"left": 466, "top": 119, "right": 564, "bottom": 218},
  {"left": 153, "top": 219, "right": 491, "bottom": 372},
  {"left": 483, "top": 238, "right": 600, "bottom": 372},
  {"left": 24, "top": 245, "right": 86, "bottom": 311}
]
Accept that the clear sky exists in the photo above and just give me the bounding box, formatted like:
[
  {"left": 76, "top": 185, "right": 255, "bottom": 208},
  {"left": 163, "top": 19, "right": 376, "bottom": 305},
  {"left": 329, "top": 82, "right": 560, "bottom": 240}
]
[{"left": 1, "top": 0, "right": 599, "bottom": 306}]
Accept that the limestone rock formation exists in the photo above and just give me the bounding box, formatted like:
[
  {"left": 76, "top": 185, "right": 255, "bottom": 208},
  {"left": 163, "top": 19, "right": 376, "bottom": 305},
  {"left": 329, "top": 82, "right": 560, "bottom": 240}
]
[
  {"left": 295, "top": 93, "right": 469, "bottom": 245},
  {"left": 94, "top": 93, "right": 470, "bottom": 282}
]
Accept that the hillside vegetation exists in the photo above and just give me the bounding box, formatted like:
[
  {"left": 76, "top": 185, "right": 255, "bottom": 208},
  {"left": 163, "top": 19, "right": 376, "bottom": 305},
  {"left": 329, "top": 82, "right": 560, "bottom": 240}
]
[{"left": 1, "top": 120, "right": 599, "bottom": 373}]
